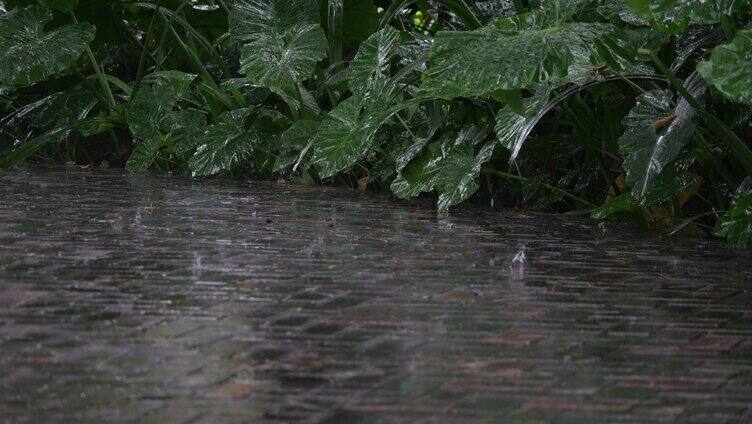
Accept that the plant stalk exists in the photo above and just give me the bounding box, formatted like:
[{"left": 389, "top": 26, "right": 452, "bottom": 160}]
[{"left": 70, "top": 12, "right": 116, "bottom": 111}]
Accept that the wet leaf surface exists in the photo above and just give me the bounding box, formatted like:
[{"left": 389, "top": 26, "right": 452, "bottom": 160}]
[
  {"left": 229, "top": 0, "right": 327, "bottom": 110},
  {"left": 0, "top": 5, "right": 95, "bottom": 86},
  {"left": 697, "top": 29, "right": 752, "bottom": 104}
]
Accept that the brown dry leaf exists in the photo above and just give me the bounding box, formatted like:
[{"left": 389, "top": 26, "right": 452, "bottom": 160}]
[
  {"left": 677, "top": 177, "right": 704, "bottom": 207},
  {"left": 615, "top": 174, "right": 627, "bottom": 194},
  {"left": 652, "top": 115, "right": 676, "bottom": 130},
  {"left": 357, "top": 177, "right": 368, "bottom": 192}
]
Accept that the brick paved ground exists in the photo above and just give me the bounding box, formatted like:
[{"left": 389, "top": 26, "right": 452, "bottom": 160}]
[{"left": 0, "top": 167, "right": 751, "bottom": 423}]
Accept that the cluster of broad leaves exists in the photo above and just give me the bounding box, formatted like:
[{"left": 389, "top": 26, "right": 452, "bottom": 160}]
[{"left": 0, "top": 0, "right": 751, "bottom": 247}]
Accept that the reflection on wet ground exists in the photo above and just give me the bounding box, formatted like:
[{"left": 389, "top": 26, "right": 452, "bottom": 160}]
[{"left": 1, "top": 167, "right": 751, "bottom": 423}]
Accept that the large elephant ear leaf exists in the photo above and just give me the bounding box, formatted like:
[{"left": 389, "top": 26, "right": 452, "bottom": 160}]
[
  {"left": 0, "top": 5, "right": 95, "bottom": 86},
  {"left": 420, "top": 17, "right": 636, "bottom": 99},
  {"left": 391, "top": 126, "right": 492, "bottom": 212},
  {"left": 313, "top": 95, "right": 391, "bottom": 178},
  {"left": 229, "top": 0, "right": 327, "bottom": 110},
  {"left": 715, "top": 178, "right": 752, "bottom": 248},
  {"left": 189, "top": 111, "right": 257, "bottom": 178},
  {"left": 697, "top": 29, "right": 752, "bottom": 104},
  {"left": 127, "top": 72, "right": 197, "bottom": 146},
  {"left": 274, "top": 119, "right": 319, "bottom": 172},
  {"left": 626, "top": 0, "right": 749, "bottom": 34},
  {"left": 617, "top": 82, "right": 700, "bottom": 204},
  {"left": 126, "top": 72, "right": 200, "bottom": 172},
  {"left": 347, "top": 26, "right": 401, "bottom": 96}
]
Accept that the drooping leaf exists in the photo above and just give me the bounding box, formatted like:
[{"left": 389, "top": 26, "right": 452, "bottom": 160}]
[
  {"left": 189, "top": 111, "right": 257, "bottom": 177},
  {"left": 76, "top": 116, "right": 119, "bottom": 137},
  {"left": 626, "top": 0, "right": 750, "bottom": 34},
  {"left": 0, "top": 125, "right": 72, "bottom": 166},
  {"left": 420, "top": 12, "right": 637, "bottom": 99},
  {"left": 0, "top": 5, "right": 95, "bottom": 86},
  {"left": 3, "top": 90, "right": 95, "bottom": 132},
  {"left": 229, "top": 0, "right": 327, "bottom": 110},
  {"left": 274, "top": 119, "right": 319, "bottom": 172},
  {"left": 697, "top": 29, "right": 752, "bottom": 104},
  {"left": 494, "top": 92, "right": 549, "bottom": 162},
  {"left": 617, "top": 85, "right": 699, "bottom": 204},
  {"left": 348, "top": 26, "right": 401, "bottom": 96},
  {"left": 715, "top": 178, "right": 752, "bottom": 248}
]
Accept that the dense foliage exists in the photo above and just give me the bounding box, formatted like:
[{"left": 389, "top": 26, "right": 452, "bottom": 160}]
[{"left": 0, "top": 0, "right": 751, "bottom": 247}]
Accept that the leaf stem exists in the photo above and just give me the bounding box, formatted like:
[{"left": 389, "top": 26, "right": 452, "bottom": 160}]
[{"left": 70, "top": 12, "right": 116, "bottom": 111}]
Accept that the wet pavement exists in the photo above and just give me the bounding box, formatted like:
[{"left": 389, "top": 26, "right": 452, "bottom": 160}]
[{"left": 1, "top": 167, "right": 751, "bottom": 423}]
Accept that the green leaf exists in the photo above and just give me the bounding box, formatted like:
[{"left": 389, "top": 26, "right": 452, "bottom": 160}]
[
  {"left": 39, "top": 0, "right": 78, "bottom": 12},
  {"left": 0, "top": 5, "right": 95, "bottom": 86},
  {"left": 127, "top": 72, "right": 196, "bottom": 138},
  {"left": 312, "top": 94, "right": 391, "bottom": 178},
  {"left": 617, "top": 87, "right": 698, "bottom": 204},
  {"left": 126, "top": 138, "right": 166, "bottom": 172},
  {"left": 421, "top": 17, "right": 636, "bottom": 99},
  {"left": 697, "top": 29, "right": 752, "bottom": 104},
  {"left": 591, "top": 194, "right": 636, "bottom": 219},
  {"left": 598, "top": 0, "right": 649, "bottom": 26},
  {"left": 494, "top": 92, "right": 549, "bottom": 161},
  {"left": 274, "top": 119, "right": 319, "bottom": 172},
  {"left": 348, "top": 26, "right": 401, "bottom": 96},
  {"left": 391, "top": 125, "right": 492, "bottom": 212},
  {"left": 76, "top": 116, "right": 118, "bottom": 137},
  {"left": 171, "top": 109, "right": 208, "bottom": 159},
  {"left": 229, "top": 0, "right": 327, "bottom": 110},
  {"left": 626, "top": 0, "right": 749, "bottom": 34},
  {"left": 189, "top": 112, "right": 257, "bottom": 177},
  {"left": 715, "top": 177, "right": 752, "bottom": 248},
  {"left": 4, "top": 90, "right": 95, "bottom": 131},
  {"left": 126, "top": 72, "right": 199, "bottom": 171}
]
